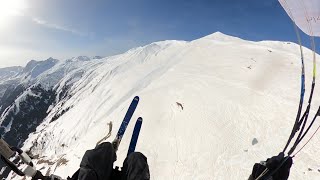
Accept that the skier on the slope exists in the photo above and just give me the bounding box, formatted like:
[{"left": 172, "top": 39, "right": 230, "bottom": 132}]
[
  {"left": 248, "top": 152, "right": 293, "bottom": 180},
  {"left": 67, "top": 142, "right": 150, "bottom": 180}
]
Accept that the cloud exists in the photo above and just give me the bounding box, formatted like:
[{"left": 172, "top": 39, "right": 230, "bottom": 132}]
[{"left": 32, "top": 17, "right": 86, "bottom": 36}]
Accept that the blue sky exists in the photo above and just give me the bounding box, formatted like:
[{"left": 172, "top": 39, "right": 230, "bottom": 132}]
[{"left": 0, "top": 0, "right": 318, "bottom": 67}]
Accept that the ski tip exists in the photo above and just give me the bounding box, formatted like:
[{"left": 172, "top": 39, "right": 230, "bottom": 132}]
[
  {"left": 134, "top": 96, "right": 140, "bottom": 101},
  {"left": 137, "top": 117, "right": 143, "bottom": 121}
]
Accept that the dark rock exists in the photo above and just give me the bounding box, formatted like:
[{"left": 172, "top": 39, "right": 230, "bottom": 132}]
[{"left": 252, "top": 138, "right": 258, "bottom": 145}]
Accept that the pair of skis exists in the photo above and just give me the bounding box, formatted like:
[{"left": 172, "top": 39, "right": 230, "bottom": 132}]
[{"left": 112, "top": 96, "right": 143, "bottom": 156}]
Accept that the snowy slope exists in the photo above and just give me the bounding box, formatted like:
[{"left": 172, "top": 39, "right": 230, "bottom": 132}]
[
  {"left": 8, "top": 32, "right": 320, "bottom": 179},
  {"left": 0, "top": 66, "right": 23, "bottom": 102},
  {"left": 0, "top": 66, "right": 22, "bottom": 81},
  {"left": 0, "top": 56, "right": 106, "bottom": 177}
]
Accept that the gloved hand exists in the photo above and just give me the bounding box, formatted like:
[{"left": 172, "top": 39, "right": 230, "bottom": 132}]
[
  {"left": 77, "top": 142, "right": 117, "bottom": 180},
  {"left": 31, "top": 171, "right": 63, "bottom": 180},
  {"left": 249, "top": 152, "right": 293, "bottom": 180}
]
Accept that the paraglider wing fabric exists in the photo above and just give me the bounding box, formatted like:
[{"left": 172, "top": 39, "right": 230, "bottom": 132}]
[
  {"left": 279, "top": 0, "right": 320, "bottom": 37},
  {"left": 78, "top": 142, "right": 116, "bottom": 180}
]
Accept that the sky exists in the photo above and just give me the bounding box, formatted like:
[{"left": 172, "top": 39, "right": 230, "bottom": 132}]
[{"left": 0, "top": 0, "right": 318, "bottom": 68}]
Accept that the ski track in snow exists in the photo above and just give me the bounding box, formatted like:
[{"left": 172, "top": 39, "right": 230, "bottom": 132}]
[{"left": 7, "top": 32, "right": 320, "bottom": 179}]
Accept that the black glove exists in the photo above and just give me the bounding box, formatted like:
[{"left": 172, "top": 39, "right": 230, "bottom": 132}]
[
  {"left": 249, "top": 152, "right": 293, "bottom": 180},
  {"left": 68, "top": 142, "right": 117, "bottom": 180}
]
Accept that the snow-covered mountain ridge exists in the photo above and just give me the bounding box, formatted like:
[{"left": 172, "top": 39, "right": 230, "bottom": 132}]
[
  {"left": 0, "top": 55, "right": 105, "bottom": 177},
  {"left": 2, "top": 32, "right": 320, "bottom": 179}
]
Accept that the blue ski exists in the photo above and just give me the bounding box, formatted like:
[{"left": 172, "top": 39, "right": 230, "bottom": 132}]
[
  {"left": 127, "top": 117, "right": 143, "bottom": 156},
  {"left": 112, "top": 96, "right": 139, "bottom": 151}
]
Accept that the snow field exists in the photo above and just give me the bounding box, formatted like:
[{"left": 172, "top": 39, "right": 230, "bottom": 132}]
[{"left": 11, "top": 32, "right": 320, "bottom": 179}]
